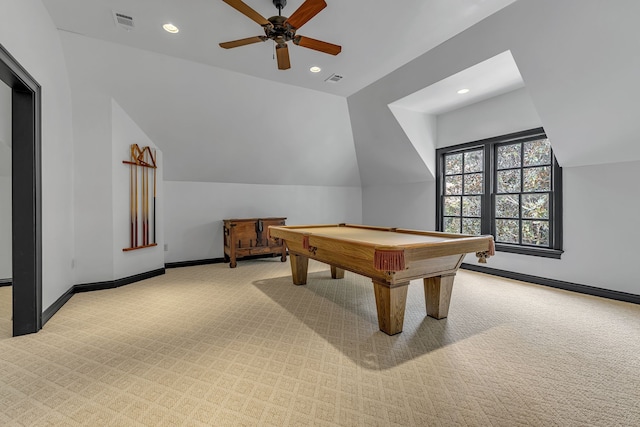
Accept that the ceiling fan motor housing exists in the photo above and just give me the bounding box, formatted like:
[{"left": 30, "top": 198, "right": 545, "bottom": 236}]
[
  {"left": 273, "top": 0, "right": 287, "bottom": 10},
  {"left": 219, "top": 0, "right": 341, "bottom": 70},
  {"left": 265, "top": 15, "right": 295, "bottom": 43}
]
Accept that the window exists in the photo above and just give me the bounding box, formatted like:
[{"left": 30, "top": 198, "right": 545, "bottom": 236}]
[
  {"left": 436, "top": 128, "right": 563, "bottom": 258},
  {"left": 442, "top": 149, "right": 484, "bottom": 235}
]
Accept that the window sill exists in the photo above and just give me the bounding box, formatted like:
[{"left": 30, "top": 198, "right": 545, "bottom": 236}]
[{"left": 495, "top": 243, "right": 563, "bottom": 259}]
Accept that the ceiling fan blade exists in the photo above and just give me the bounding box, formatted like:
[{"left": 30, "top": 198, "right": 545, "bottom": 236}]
[
  {"left": 219, "top": 36, "right": 267, "bottom": 49},
  {"left": 285, "top": 0, "right": 327, "bottom": 30},
  {"left": 293, "top": 36, "right": 341, "bottom": 55},
  {"left": 276, "top": 44, "right": 291, "bottom": 70},
  {"left": 222, "top": 0, "right": 270, "bottom": 26}
]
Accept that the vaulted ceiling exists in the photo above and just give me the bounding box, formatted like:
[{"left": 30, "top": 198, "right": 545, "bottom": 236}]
[
  {"left": 348, "top": 0, "right": 640, "bottom": 185},
  {"left": 42, "top": 0, "right": 517, "bottom": 97},
  {"left": 41, "top": 0, "right": 640, "bottom": 187},
  {"left": 43, "top": 0, "right": 518, "bottom": 186}
]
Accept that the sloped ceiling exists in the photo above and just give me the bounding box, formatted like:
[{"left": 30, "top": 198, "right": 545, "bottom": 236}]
[
  {"left": 509, "top": 0, "right": 640, "bottom": 167},
  {"left": 42, "top": 0, "right": 523, "bottom": 188},
  {"left": 42, "top": 0, "right": 517, "bottom": 97},
  {"left": 47, "top": 0, "right": 640, "bottom": 188},
  {"left": 60, "top": 31, "right": 360, "bottom": 186},
  {"left": 388, "top": 51, "right": 525, "bottom": 178},
  {"left": 349, "top": 0, "right": 640, "bottom": 186},
  {"left": 390, "top": 51, "right": 525, "bottom": 116}
]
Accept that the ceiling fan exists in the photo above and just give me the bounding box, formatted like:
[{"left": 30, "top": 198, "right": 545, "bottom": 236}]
[{"left": 219, "top": 0, "right": 341, "bottom": 70}]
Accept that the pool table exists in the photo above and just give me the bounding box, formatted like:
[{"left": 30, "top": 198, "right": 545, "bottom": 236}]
[{"left": 268, "top": 224, "right": 495, "bottom": 335}]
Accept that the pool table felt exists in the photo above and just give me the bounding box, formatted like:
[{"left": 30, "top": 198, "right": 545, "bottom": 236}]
[{"left": 284, "top": 226, "right": 452, "bottom": 247}]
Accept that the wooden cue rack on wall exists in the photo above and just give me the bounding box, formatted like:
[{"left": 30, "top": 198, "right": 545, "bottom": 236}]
[{"left": 123, "top": 144, "right": 158, "bottom": 251}]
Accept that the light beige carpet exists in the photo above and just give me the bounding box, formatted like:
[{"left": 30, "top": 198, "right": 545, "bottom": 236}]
[{"left": 0, "top": 260, "right": 639, "bottom": 426}]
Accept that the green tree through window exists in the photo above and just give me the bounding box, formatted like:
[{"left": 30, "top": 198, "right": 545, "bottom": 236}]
[{"left": 443, "top": 149, "right": 483, "bottom": 235}]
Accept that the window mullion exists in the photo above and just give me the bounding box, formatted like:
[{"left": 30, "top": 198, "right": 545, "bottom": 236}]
[
  {"left": 548, "top": 191, "right": 554, "bottom": 248},
  {"left": 518, "top": 194, "right": 523, "bottom": 245},
  {"left": 553, "top": 157, "right": 563, "bottom": 250},
  {"left": 483, "top": 143, "right": 493, "bottom": 236},
  {"left": 519, "top": 142, "right": 524, "bottom": 245},
  {"left": 436, "top": 153, "right": 444, "bottom": 231},
  {"left": 460, "top": 154, "right": 466, "bottom": 234}
]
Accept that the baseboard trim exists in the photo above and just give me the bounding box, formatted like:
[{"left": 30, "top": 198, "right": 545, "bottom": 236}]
[
  {"left": 0, "top": 278, "right": 11, "bottom": 287},
  {"left": 41, "top": 268, "right": 166, "bottom": 327},
  {"left": 166, "top": 253, "right": 288, "bottom": 269},
  {"left": 74, "top": 268, "right": 166, "bottom": 293},
  {"left": 165, "top": 258, "right": 225, "bottom": 268},
  {"left": 42, "top": 286, "right": 74, "bottom": 326},
  {"left": 37, "top": 263, "right": 639, "bottom": 329},
  {"left": 461, "top": 263, "right": 640, "bottom": 305}
]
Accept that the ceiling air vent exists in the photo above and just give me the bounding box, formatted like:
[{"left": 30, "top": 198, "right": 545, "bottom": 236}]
[
  {"left": 112, "top": 11, "right": 135, "bottom": 31},
  {"left": 325, "top": 74, "right": 343, "bottom": 83}
]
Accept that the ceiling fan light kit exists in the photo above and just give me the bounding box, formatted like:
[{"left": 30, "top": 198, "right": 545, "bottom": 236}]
[{"left": 219, "top": 0, "right": 342, "bottom": 70}]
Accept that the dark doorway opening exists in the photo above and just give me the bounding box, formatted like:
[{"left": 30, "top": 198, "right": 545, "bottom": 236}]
[{"left": 0, "top": 43, "right": 42, "bottom": 336}]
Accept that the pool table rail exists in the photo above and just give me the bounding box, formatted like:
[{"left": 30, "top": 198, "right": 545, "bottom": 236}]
[{"left": 269, "top": 224, "right": 493, "bottom": 285}]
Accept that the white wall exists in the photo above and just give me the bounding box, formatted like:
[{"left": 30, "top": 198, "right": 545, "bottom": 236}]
[
  {"left": 0, "top": 80, "right": 9, "bottom": 149},
  {"left": 479, "top": 161, "right": 640, "bottom": 295},
  {"left": 360, "top": 89, "right": 539, "bottom": 234},
  {"left": 56, "top": 31, "right": 360, "bottom": 187},
  {"left": 438, "top": 89, "right": 640, "bottom": 295},
  {"left": 56, "top": 30, "right": 365, "bottom": 271},
  {"left": 0, "top": 80, "right": 10, "bottom": 280},
  {"left": 57, "top": 30, "right": 171, "bottom": 285},
  {"left": 387, "top": 106, "right": 438, "bottom": 179},
  {"left": 164, "top": 182, "right": 362, "bottom": 263},
  {"left": 63, "top": 59, "right": 168, "bottom": 284},
  {"left": 66, "top": 71, "right": 114, "bottom": 284},
  {"left": 0, "top": 0, "right": 75, "bottom": 309},
  {"left": 112, "top": 100, "right": 165, "bottom": 279},
  {"left": 0, "top": 174, "right": 9, "bottom": 280},
  {"left": 362, "top": 182, "right": 436, "bottom": 231},
  {"left": 437, "top": 88, "right": 542, "bottom": 148}
]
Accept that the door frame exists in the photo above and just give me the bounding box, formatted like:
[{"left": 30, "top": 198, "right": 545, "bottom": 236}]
[{"left": 0, "top": 43, "right": 42, "bottom": 336}]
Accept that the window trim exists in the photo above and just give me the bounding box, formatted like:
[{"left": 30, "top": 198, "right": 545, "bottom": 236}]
[{"left": 436, "top": 128, "right": 563, "bottom": 259}]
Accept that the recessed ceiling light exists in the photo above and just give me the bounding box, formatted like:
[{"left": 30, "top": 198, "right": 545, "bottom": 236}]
[
  {"left": 310, "top": 66, "right": 321, "bottom": 73},
  {"left": 163, "top": 23, "right": 179, "bottom": 34},
  {"left": 457, "top": 88, "right": 470, "bottom": 94}
]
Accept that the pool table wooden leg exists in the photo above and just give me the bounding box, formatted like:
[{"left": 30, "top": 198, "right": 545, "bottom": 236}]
[
  {"left": 290, "top": 253, "right": 309, "bottom": 285},
  {"left": 423, "top": 274, "right": 455, "bottom": 319},
  {"left": 372, "top": 280, "right": 409, "bottom": 335},
  {"left": 330, "top": 266, "right": 345, "bottom": 279}
]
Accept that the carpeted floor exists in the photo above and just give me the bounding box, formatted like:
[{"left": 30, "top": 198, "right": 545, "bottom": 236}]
[{"left": 0, "top": 259, "right": 639, "bottom": 426}]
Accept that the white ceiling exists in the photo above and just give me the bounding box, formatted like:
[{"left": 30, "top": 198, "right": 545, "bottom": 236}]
[
  {"left": 35, "top": 0, "right": 640, "bottom": 187},
  {"left": 42, "top": 0, "right": 517, "bottom": 97},
  {"left": 389, "top": 50, "right": 524, "bottom": 115}
]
